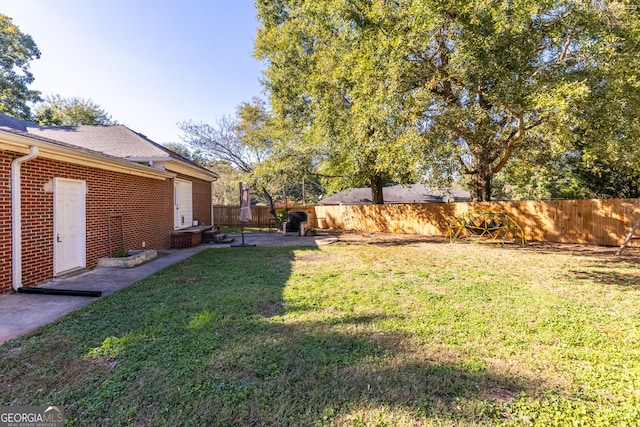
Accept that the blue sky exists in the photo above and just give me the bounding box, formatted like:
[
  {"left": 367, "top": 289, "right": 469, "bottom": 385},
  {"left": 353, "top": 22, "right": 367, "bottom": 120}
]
[{"left": 0, "top": 0, "right": 264, "bottom": 144}]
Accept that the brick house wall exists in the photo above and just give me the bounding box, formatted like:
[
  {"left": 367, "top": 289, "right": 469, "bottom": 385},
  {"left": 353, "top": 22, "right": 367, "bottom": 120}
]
[
  {"left": 0, "top": 152, "right": 12, "bottom": 294},
  {"left": 1, "top": 150, "right": 177, "bottom": 293},
  {"left": 187, "top": 174, "right": 213, "bottom": 226}
]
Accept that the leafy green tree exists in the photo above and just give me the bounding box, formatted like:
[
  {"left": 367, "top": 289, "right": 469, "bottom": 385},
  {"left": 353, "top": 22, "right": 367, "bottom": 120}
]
[
  {"left": 256, "top": 1, "right": 412, "bottom": 203},
  {"left": 164, "top": 142, "right": 247, "bottom": 204},
  {"left": 34, "top": 94, "right": 116, "bottom": 126},
  {"left": 208, "top": 160, "right": 247, "bottom": 205},
  {"left": 496, "top": 5, "right": 640, "bottom": 203},
  {"left": 495, "top": 141, "right": 640, "bottom": 201},
  {"left": 0, "top": 14, "right": 41, "bottom": 119},
  {"left": 565, "top": 5, "right": 640, "bottom": 199},
  {"left": 256, "top": 1, "right": 640, "bottom": 201},
  {"left": 493, "top": 145, "right": 585, "bottom": 200},
  {"left": 179, "top": 98, "right": 307, "bottom": 226},
  {"left": 163, "top": 142, "right": 209, "bottom": 166},
  {"left": 574, "top": 156, "right": 640, "bottom": 199}
]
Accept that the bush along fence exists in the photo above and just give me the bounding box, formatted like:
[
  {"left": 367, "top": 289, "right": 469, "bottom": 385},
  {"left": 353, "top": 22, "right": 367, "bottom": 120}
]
[{"left": 213, "top": 199, "right": 640, "bottom": 247}]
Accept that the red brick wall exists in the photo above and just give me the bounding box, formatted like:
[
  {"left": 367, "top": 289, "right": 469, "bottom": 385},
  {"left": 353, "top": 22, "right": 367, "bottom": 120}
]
[
  {"left": 0, "top": 152, "right": 12, "bottom": 293},
  {"left": 0, "top": 150, "right": 179, "bottom": 293},
  {"left": 189, "top": 176, "right": 212, "bottom": 226}
]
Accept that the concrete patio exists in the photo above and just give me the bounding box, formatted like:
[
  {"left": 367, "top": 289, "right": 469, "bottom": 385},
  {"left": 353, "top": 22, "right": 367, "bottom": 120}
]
[{"left": 0, "top": 233, "right": 338, "bottom": 345}]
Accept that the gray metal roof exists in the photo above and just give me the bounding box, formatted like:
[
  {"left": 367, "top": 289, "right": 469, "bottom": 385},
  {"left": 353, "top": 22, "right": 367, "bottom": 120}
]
[{"left": 318, "top": 184, "right": 471, "bottom": 205}]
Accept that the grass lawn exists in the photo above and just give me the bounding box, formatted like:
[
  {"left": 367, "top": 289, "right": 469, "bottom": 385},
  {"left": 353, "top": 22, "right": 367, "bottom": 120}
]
[
  {"left": 218, "top": 225, "right": 279, "bottom": 234},
  {"left": 1, "top": 238, "right": 639, "bottom": 426}
]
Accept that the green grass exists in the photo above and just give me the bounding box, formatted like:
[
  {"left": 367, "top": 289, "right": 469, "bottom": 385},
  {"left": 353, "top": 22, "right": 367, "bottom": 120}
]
[
  {"left": 218, "top": 225, "right": 278, "bottom": 234},
  {"left": 1, "top": 241, "right": 640, "bottom": 426}
]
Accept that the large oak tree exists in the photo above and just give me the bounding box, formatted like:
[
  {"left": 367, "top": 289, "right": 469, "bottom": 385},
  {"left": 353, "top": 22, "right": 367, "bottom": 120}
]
[
  {"left": 256, "top": 0, "right": 640, "bottom": 201},
  {"left": 34, "top": 94, "right": 117, "bottom": 126},
  {"left": 0, "top": 14, "right": 41, "bottom": 119}
]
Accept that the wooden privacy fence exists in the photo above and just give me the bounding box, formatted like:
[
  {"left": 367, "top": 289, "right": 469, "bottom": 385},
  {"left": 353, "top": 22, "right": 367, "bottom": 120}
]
[
  {"left": 213, "top": 205, "right": 276, "bottom": 229},
  {"left": 214, "top": 199, "right": 640, "bottom": 246},
  {"left": 212, "top": 205, "right": 319, "bottom": 229},
  {"left": 314, "top": 198, "right": 640, "bottom": 247}
]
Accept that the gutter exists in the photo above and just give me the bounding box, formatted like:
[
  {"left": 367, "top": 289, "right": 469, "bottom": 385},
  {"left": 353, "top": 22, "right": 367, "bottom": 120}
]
[
  {"left": 0, "top": 130, "right": 176, "bottom": 181},
  {"left": 125, "top": 157, "right": 219, "bottom": 182},
  {"left": 11, "top": 147, "right": 39, "bottom": 291}
]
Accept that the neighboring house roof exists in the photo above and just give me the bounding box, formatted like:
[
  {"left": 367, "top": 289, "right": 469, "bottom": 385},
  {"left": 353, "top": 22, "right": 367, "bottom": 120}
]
[
  {"left": 318, "top": 184, "right": 471, "bottom": 205},
  {"left": 0, "top": 113, "right": 217, "bottom": 182}
]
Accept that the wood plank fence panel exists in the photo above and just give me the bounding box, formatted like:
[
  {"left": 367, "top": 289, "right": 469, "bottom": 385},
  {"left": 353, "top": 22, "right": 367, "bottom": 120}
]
[
  {"left": 313, "top": 198, "right": 640, "bottom": 247},
  {"left": 212, "top": 205, "right": 275, "bottom": 229},
  {"left": 212, "top": 205, "right": 319, "bottom": 229},
  {"left": 213, "top": 199, "right": 640, "bottom": 246}
]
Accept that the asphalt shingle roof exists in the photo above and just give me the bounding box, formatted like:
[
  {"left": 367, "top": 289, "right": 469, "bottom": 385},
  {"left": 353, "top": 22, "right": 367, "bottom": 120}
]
[
  {"left": 0, "top": 115, "right": 128, "bottom": 159},
  {"left": 26, "top": 125, "right": 170, "bottom": 158},
  {"left": 0, "top": 114, "right": 37, "bottom": 132},
  {"left": 0, "top": 113, "right": 206, "bottom": 174}
]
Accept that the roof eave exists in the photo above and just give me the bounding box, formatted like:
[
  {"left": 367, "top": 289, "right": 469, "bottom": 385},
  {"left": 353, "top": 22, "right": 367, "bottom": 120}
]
[
  {"left": 0, "top": 130, "right": 176, "bottom": 181},
  {"left": 165, "top": 159, "right": 219, "bottom": 182},
  {"left": 125, "top": 158, "right": 218, "bottom": 183}
]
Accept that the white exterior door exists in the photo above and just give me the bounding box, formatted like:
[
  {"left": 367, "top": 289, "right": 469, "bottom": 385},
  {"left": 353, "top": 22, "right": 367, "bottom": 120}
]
[
  {"left": 54, "top": 178, "right": 86, "bottom": 275},
  {"left": 174, "top": 179, "right": 193, "bottom": 229}
]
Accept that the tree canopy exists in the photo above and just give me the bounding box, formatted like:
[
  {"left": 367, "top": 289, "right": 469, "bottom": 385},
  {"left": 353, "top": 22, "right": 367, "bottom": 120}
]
[
  {"left": 179, "top": 98, "right": 312, "bottom": 224},
  {"left": 34, "top": 94, "right": 117, "bottom": 126},
  {"left": 163, "top": 142, "right": 247, "bottom": 205},
  {"left": 0, "top": 14, "right": 41, "bottom": 119},
  {"left": 255, "top": 1, "right": 640, "bottom": 201}
]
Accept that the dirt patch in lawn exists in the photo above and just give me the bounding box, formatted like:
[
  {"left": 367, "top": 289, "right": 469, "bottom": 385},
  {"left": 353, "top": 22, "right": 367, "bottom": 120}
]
[
  {"left": 517, "top": 241, "right": 640, "bottom": 265},
  {"left": 294, "top": 252, "right": 332, "bottom": 262},
  {"left": 255, "top": 301, "right": 286, "bottom": 318},
  {"left": 328, "top": 231, "right": 445, "bottom": 246},
  {"left": 325, "top": 230, "right": 640, "bottom": 265}
]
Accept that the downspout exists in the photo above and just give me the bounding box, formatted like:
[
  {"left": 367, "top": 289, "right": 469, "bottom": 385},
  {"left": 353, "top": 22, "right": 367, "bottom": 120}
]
[{"left": 11, "top": 147, "right": 39, "bottom": 291}]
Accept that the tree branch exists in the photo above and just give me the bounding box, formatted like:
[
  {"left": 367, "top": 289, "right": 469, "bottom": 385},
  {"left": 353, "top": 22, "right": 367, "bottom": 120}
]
[
  {"left": 490, "top": 112, "right": 546, "bottom": 174},
  {"left": 460, "top": 155, "right": 474, "bottom": 174}
]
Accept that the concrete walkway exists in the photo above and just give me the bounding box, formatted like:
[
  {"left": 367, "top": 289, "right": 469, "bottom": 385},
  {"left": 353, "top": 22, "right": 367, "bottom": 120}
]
[{"left": 0, "top": 233, "right": 338, "bottom": 345}]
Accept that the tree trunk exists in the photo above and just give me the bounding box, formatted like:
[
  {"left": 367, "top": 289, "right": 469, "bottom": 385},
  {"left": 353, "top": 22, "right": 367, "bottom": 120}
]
[
  {"left": 262, "top": 188, "right": 281, "bottom": 228},
  {"left": 370, "top": 173, "right": 384, "bottom": 204},
  {"left": 471, "top": 163, "right": 492, "bottom": 202}
]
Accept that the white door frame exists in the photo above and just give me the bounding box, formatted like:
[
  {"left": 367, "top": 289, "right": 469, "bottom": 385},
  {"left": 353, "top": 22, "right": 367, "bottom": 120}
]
[
  {"left": 174, "top": 178, "right": 193, "bottom": 229},
  {"left": 53, "top": 178, "right": 87, "bottom": 275}
]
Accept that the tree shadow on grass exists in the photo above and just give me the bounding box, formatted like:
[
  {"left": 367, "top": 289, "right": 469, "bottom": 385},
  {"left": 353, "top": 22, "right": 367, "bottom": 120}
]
[
  {"left": 569, "top": 266, "right": 640, "bottom": 290},
  {"left": 0, "top": 245, "right": 560, "bottom": 426},
  {"left": 193, "top": 313, "right": 533, "bottom": 426},
  {"left": 330, "top": 230, "right": 447, "bottom": 248}
]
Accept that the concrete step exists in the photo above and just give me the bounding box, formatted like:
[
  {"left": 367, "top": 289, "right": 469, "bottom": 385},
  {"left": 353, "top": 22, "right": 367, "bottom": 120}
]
[
  {"left": 203, "top": 229, "right": 220, "bottom": 243},
  {"left": 212, "top": 233, "right": 228, "bottom": 244}
]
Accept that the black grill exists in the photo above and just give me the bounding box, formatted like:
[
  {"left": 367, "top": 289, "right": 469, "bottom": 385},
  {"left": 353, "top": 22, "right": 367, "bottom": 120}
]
[{"left": 287, "top": 211, "right": 308, "bottom": 232}]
